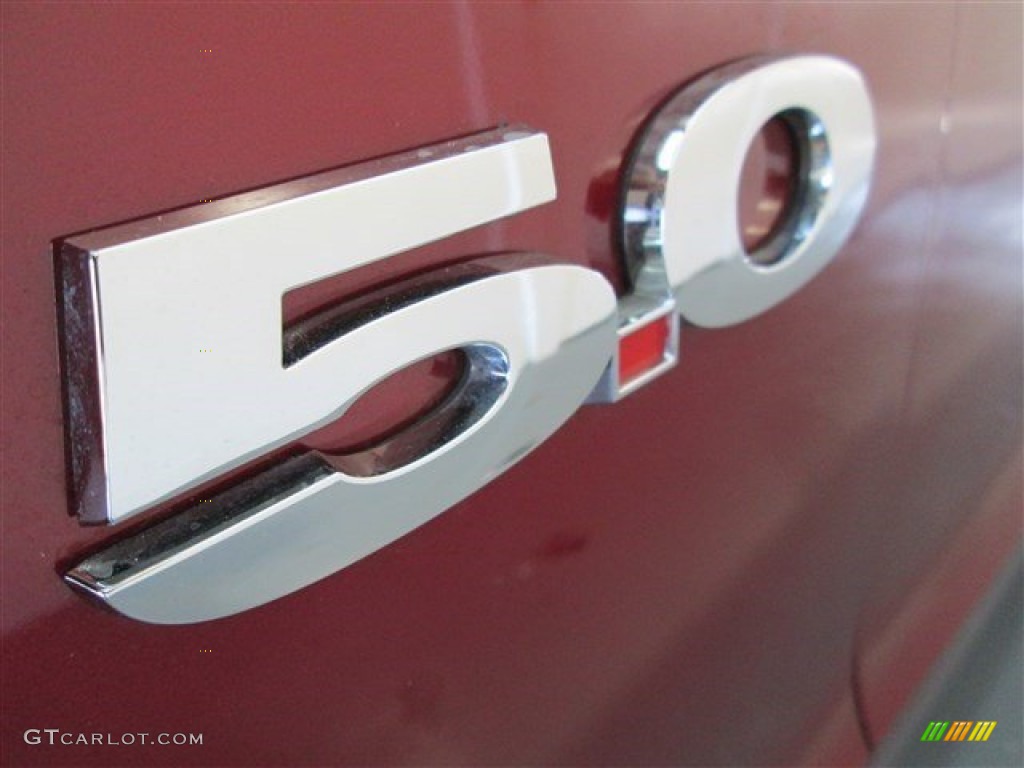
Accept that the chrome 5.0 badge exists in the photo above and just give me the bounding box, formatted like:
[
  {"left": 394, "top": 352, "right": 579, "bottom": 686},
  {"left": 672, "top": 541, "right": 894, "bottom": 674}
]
[{"left": 57, "top": 55, "right": 875, "bottom": 624}]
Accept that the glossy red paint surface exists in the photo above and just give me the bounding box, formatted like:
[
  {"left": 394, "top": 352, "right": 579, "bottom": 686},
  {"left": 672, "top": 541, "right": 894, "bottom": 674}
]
[
  {"left": 1, "top": 2, "right": 1020, "bottom": 766},
  {"left": 853, "top": 3, "right": 1023, "bottom": 742}
]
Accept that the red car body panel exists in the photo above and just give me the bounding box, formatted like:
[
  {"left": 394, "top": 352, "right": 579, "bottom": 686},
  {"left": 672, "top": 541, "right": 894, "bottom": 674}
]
[{"left": 1, "top": 2, "right": 1020, "bottom": 765}]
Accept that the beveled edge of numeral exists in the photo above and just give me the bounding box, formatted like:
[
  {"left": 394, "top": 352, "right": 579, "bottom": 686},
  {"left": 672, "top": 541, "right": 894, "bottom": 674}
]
[
  {"left": 54, "top": 245, "right": 110, "bottom": 524},
  {"left": 54, "top": 125, "right": 554, "bottom": 525},
  {"left": 65, "top": 453, "right": 333, "bottom": 596},
  {"left": 618, "top": 55, "right": 776, "bottom": 297},
  {"left": 63, "top": 124, "right": 549, "bottom": 253}
]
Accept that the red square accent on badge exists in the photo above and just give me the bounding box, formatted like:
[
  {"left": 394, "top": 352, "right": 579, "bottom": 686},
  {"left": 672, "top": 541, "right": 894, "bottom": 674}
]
[{"left": 618, "top": 315, "right": 671, "bottom": 385}]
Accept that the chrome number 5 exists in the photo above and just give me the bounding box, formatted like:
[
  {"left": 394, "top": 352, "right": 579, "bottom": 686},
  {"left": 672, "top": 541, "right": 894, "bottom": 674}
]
[{"left": 59, "top": 128, "right": 617, "bottom": 623}]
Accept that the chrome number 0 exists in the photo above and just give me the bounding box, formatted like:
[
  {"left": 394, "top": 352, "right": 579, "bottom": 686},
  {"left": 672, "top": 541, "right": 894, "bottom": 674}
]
[
  {"left": 593, "top": 55, "right": 876, "bottom": 400},
  {"left": 625, "top": 55, "right": 875, "bottom": 327},
  {"left": 59, "top": 128, "right": 616, "bottom": 623}
]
